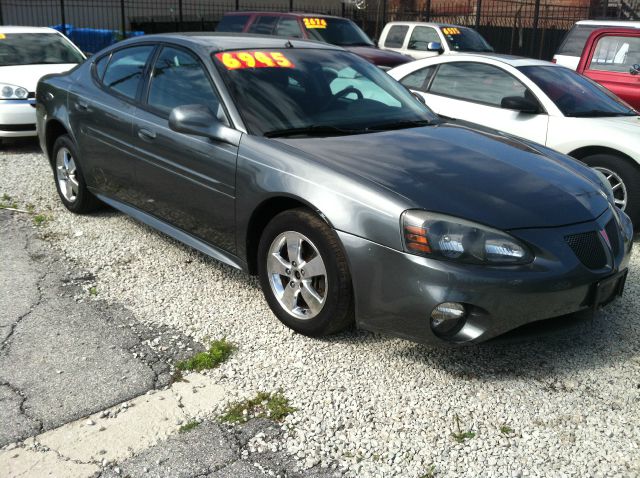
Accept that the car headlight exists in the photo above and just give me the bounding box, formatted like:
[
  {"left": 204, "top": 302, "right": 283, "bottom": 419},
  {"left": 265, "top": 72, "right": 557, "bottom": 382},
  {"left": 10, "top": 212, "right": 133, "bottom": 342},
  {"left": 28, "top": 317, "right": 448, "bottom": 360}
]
[
  {"left": 402, "top": 210, "right": 533, "bottom": 265},
  {"left": 593, "top": 169, "right": 616, "bottom": 204},
  {"left": 0, "top": 82, "right": 29, "bottom": 100}
]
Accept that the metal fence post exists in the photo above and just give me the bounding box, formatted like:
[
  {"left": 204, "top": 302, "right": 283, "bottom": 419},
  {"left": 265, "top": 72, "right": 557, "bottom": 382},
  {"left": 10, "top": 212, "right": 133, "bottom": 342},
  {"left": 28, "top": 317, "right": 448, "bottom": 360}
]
[
  {"left": 60, "top": 0, "right": 66, "bottom": 34},
  {"left": 235, "top": 0, "right": 239, "bottom": 11},
  {"left": 475, "top": 0, "right": 482, "bottom": 28},
  {"left": 382, "top": 0, "right": 388, "bottom": 25},
  {"left": 120, "top": 0, "right": 126, "bottom": 38},
  {"left": 178, "top": 0, "right": 183, "bottom": 30},
  {"left": 289, "top": 0, "right": 293, "bottom": 12},
  {"left": 425, "top": 0, "right": 431, "bottom": 22},
  {"left": 531, "top": 0, "right": 540, "bottom": 58}
]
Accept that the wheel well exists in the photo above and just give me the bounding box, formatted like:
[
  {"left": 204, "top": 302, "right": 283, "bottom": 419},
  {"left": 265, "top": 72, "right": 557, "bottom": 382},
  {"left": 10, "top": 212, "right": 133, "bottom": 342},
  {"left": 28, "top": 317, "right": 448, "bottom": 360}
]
[
  {"left": 45, "top": 120, "right": 69, "bottom": 164},
  {"left": 568, "top": 146, "right": 636, "bottom": 166},
  {"left": 245, "top": 197, "right": 326, "bottom": 275}
]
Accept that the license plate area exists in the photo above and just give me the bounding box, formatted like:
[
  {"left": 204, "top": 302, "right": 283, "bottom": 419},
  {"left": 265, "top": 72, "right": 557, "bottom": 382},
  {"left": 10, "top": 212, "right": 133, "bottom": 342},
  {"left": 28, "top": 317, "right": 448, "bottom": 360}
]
[{"left": 592, "top": 269, "right": 627, "bottom": 311}]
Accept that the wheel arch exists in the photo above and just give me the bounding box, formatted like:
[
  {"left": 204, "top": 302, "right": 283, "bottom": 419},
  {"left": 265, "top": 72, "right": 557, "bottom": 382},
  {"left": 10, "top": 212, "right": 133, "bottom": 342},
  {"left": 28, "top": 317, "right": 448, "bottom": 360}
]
[
  {"left": 244, "top": 195, "right": 332, "bottom": 275},
  {"left": 568, "top": 145, "right": 638, "bottom": 169},
  {"left": 44, "top": 119, "right": 71, "bottom": 166}
]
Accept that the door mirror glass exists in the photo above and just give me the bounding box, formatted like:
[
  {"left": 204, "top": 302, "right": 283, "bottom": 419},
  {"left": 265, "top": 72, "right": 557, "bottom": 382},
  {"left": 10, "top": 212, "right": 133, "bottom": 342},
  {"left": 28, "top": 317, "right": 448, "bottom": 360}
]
[
  {"left": 501, "top": 96, "right": 539, "bottom": 114},
  {"left": 169, "top": 104, "right": 240, "bottom": 145},
  {"left": 427, "top": 42, "right": 443, "bottom": 53}
]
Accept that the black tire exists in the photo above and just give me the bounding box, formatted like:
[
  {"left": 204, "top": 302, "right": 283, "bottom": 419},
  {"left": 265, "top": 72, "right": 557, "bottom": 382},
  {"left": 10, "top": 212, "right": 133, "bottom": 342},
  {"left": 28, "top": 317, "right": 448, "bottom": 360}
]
[
  {"left": 52, "top": 135, "right": 101, "bottom": 214},
  {"left": 257, "top": 208, "right": 354, "bottom": 337},
  {"left": 581, "top": 154, "right": 640, "bottom": 228}
]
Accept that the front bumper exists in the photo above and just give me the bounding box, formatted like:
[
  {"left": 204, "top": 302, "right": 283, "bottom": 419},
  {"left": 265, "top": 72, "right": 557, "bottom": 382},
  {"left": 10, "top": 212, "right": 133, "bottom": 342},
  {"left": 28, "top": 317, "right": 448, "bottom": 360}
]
[
  {"left": 339, "top": 208, "right": 632, "bottom": 345},
  {"left": 0, "top": 99, "right": 37, "bottom": 137}
]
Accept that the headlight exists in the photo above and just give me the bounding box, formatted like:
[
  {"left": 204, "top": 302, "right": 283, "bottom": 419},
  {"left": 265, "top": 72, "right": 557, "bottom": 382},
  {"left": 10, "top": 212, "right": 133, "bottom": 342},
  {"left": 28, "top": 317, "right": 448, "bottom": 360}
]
[
  {"left": 402, "top": 210, "right": 533, "bottom": 265},
  {"left": 0, "top": 83, "right": 29, "bottom": 100},
  {"left": 593, "top": 169, "right": 615, "bottom": 204}
]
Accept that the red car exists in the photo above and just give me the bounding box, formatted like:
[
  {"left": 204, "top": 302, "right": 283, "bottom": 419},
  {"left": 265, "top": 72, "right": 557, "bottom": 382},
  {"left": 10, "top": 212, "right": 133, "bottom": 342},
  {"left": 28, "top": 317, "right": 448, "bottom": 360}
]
[
  {"left": 577, "top": 27, "right": 640, "bottom": 110},
  {"left": 216, "top": 12, "right": 411, "bottom": 70}
]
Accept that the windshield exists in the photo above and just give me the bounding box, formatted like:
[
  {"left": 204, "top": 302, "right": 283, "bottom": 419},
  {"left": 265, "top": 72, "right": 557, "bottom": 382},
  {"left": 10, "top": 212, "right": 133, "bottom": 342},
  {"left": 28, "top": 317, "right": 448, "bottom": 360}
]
[
  {"left": 303, "top": 17, "right": 374, "bottom": 47},
  {"left": 213, "top": 48, "right": 437, "bottom": 136},
  {"left": 439, "top": 26, "right": 493, "bottom": 52},
  {"left": 0, "top": 33, "right": 84, "bottom": 67},
  {"left": 519, "top": 65, "right": 636, "bottom": 117}
]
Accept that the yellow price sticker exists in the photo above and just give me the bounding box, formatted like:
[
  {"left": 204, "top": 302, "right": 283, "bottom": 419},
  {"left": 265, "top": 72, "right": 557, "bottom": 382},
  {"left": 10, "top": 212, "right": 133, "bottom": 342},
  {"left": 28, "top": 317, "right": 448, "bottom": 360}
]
[
  {"left": 303, "top": 17, "right": 327, "bottom": 29},
  {"left": 215, "top": 51, "right": 294, "bottom": 70},
  {"left": 0, "top": 34, "right": 5, "bottom": 40},
  {"left": 442, "top": 27, "right": 461, "bottom": 35}
]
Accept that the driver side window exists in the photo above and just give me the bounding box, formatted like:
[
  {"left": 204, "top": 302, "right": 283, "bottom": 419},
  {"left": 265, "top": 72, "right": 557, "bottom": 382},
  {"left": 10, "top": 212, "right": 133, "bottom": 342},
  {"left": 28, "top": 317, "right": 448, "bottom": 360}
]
[{"left": 408, "top": 27, "right": 440, "bottom": 51}]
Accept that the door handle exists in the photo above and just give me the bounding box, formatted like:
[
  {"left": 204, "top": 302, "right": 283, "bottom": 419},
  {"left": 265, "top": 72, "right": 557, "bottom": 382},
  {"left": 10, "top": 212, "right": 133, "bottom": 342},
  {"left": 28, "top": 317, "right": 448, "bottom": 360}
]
[
  {"left": 75, "top": 101, "right": 90, "bottom": 111},
  {"left": 138, "top": 128, "right": 157, "bottom": 140}
]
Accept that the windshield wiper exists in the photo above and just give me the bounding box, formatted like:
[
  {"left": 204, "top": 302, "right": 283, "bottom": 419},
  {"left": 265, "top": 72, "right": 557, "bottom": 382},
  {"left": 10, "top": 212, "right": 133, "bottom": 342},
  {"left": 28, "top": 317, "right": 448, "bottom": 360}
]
[
  {"left": 366, "top": 119, "right": 435, "bottom": 131},
  {"left": 569, "top": 109, "right": 636, "bottom": 118},
  {"left": 264, "top": 124, "right": 364, "bottom": 138}
]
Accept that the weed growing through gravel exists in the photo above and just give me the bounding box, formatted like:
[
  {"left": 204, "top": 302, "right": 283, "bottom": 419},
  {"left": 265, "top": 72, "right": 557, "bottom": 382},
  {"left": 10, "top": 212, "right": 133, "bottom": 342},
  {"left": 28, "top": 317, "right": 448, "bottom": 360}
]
[
  {"left": 89, "top": 287, "right": 98, "bottom": 296},
  {"left": 32, "top": 214, "right": 50, "bottom": 226},
  {"left": 451, "top": 414, "right": 476, "bottom": 443},
  {"left": 500, "top": 424, "right": 515, "bottom": 436},
  {"left": 175, "top": 338, "right": 235, "bottom": 372},
  {"left": 420, "top": 464, "right": 437, "bottom": 478},
  {"left": 0, "top": 193, "right": 18, "bottom": 209},
  {"left": 220, "top": 391, "right": 296, "bottom": 424},
  {"left": 178, "top": 420, "right": 200, "bottom": 433}
]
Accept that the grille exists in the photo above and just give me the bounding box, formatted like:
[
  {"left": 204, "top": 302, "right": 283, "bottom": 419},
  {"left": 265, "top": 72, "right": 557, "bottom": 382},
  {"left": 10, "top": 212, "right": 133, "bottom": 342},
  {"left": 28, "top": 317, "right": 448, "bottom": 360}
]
[
  {"left": 565, "top": 231, "right": 607, "bottom": 269},
  {"left": 604, "top": 219, "right": 620, "bottom": 257}
]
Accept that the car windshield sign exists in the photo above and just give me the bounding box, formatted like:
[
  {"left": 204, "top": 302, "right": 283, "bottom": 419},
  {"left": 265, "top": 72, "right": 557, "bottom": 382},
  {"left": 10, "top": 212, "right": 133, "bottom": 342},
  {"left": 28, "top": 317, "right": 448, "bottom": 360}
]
[
  {"left": 213, "top": 48, "right": 437, "bottom": 137},
  {"left": 519, "top": 65, "right": 637, "bottom": 117},
  {"left": 439, "top": 26, "right": 493, "bottom": 52},
  {"left": 304, "top": 18, "right": 375, "bottom": 47},
  {"left": 0, "top": 33, "right": 84, "bottom": 67}
]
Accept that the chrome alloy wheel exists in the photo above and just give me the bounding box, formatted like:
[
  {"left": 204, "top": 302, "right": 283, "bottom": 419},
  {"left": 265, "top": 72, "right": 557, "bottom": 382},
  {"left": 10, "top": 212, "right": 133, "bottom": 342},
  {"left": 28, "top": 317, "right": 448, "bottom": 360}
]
[
  {"left": 56, "top": 147, "right": 79, "bottom": 203},
  {"left": 267, "top": 231, "right": 328, "bottom": 320},
  {"left": 594, "top": 166, "right": 628, "bottom": 211}
]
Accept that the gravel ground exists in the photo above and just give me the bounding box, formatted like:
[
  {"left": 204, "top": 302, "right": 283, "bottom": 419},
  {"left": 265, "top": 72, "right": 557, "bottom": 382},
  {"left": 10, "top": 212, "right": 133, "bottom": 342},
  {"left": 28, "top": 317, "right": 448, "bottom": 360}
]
[{"left": 2, "top": 140, "right": 639, "bottom": 478}]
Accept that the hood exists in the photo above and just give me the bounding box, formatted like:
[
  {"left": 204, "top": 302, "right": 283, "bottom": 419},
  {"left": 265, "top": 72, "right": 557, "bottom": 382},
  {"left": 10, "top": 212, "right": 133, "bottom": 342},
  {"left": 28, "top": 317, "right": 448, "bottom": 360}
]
[
  {"left": 276, "top": 123, "right": 609, "bottom": 230},
  {"left": 0, "top": 63, "right": 79, "bottom": 92},
  {"left": 344, "top": 46, "right": 411, "bottom": 67}
]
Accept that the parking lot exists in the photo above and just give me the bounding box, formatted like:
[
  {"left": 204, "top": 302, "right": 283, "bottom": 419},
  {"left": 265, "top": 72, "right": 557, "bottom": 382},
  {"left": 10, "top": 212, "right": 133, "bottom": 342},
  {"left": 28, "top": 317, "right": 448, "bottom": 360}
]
[{"left": 0, "top": 138, "right": 638, "bottom": 477}]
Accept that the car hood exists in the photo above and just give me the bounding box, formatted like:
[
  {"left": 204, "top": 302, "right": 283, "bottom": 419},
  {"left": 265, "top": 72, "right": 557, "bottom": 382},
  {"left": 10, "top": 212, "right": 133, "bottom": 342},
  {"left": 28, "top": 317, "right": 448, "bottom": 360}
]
[
  {"left": 344, "top": 46, "right": 411, "bottom": 67},
  {"left": 276, "top": 123, "right": 609, "bottom": 230},
  {"left": 0, "top": 63, "right": 79, "bottom": 92}
]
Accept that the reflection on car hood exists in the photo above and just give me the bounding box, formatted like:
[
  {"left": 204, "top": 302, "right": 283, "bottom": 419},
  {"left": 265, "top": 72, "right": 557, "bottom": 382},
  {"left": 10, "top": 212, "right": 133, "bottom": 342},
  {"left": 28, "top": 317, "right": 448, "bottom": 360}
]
[{"left": 276, "top": 123, "right": 609, "bottom": 230}]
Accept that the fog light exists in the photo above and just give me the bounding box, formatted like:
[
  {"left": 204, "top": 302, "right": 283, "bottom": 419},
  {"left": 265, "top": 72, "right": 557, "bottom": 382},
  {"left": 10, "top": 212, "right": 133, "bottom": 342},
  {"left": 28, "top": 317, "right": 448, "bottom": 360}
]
[{"left": 430, "top": 302, "right": 466, "bottom": 337}]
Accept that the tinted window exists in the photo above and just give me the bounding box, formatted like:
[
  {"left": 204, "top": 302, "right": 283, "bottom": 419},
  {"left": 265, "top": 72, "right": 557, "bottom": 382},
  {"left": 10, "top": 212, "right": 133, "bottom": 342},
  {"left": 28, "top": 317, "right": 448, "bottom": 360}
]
[
  {"left": 248, "top": 16, "right": 279, "bottom": 35},
  {"left": 439, "top": 26, "right": 493, "bottom": 52},
  {"left": 305, "top": 18, "right": 374, "bottom": 47},
  {"left": 95, "top": 54, "right": 109, "bottom": 80},
  {"left": 147, "top": 47, "right": 222, "bottom": 118},
  {"left": 216, "top": 14, "right": 250, "bottom": 32},
  {"left": 408, "top": 27, "right": 440, "bottom": 51},
  {"left": 102, "top": 45, "right": 153, "bottom": 100},
  {"left": 384, "top": 25, "right": 409, "bottom": 48},
  {"left": 519, "top": 65, "right": 636, "bottom": 117},
  {"left": 0, "top": 33, "right": 84, "bottom": 67},
  {"left": 430, "top": 62, "right": 527, "bottom": 107},
  {"left": 400, "top": 65, "right": 437, "bottom": 92},
  {"left": 275, "top": 17, "right": 303, "bottom": 38},
  {"left": 589, "top": 35, "right": 640, "bottom": 72},
  {"left": 556, "top": 24, "right": 599, "bottom": 56}
]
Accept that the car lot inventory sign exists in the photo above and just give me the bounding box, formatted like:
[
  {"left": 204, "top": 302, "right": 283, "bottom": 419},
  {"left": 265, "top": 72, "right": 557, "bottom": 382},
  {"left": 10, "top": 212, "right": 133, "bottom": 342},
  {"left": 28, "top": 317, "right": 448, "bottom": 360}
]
[{"left": 214, "top": 51, "right": 294, "bottom": 69}]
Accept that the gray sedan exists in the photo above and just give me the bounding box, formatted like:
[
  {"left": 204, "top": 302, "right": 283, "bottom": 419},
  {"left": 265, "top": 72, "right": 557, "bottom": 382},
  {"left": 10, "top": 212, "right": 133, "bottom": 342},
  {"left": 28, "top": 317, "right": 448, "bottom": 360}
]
[{"left": 36, "top": 33, "right": 633, "bottom": 345}]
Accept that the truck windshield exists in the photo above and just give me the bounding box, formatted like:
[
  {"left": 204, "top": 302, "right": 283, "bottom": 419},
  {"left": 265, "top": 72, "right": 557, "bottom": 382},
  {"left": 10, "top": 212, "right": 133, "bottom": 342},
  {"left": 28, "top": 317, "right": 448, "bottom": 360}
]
[
  {"left": 519, "top": 65, "right": 636, "bottom": 117},
  {"left": 213, "top": 48, "right": 437, "bottom": 136},
  {"left": 304, "top": 18, "right": 375, "bottom": 47},
  {"left": 0, "top": 33, "right": 84, "bottom": 66},
  {"left": 439, "top": 26, "right": 493, "bottom": 52}
]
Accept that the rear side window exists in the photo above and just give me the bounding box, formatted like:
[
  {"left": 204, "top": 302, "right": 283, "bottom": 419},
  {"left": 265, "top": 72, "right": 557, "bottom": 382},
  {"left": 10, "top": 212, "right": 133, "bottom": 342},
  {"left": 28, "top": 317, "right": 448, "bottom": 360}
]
[
  {"left": 408, "top": 27, "right": 440, "bottom": 51},
  {"left": 430, "top": 62, "right": 528, "bottom": 107},
  {"left": 400, "top": 65, "right": 437, "bottom": 92},
  {"left": 384, "top": 25, "right": 409, "bottom": 48},
  {"left": 248, "top": 16, "right": 279, "bottom": 35},
  {"left": 557, "top": 24, "right": 600, "bottom": 56},
  {"left": 94, "top": 54, "right": 109, "bottom": 80},
  {"left": 589, "top": 35, "right": 640, "bottom": 73},
  {"left": 102, "top": 45, "right": 154, "bottom": 100},
  {"left": 216, "top": 15, "right": 250, "bottom": 33},
  {"left": 275, "top": 17, "right": 303, "bottom": 38}
]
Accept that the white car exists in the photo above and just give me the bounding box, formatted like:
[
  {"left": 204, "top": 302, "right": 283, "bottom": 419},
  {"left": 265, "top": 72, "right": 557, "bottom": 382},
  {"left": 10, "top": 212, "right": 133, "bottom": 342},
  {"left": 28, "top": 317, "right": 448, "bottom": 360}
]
[
  {"left": 388, "top": 54, "right": 640, "bottom": 225},
  {"left": 0, "top": 26, "right": 84, "bottom": 141},
  {"left": 553, "top": 20, "right": 640, "bottom": 69},
  {"left": 378, "top": 21, "right": 493, "bottom": 60}
]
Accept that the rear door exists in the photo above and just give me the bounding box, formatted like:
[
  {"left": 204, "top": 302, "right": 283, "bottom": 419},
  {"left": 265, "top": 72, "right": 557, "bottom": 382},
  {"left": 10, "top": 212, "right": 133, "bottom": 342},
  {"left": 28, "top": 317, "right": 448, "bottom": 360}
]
[
  {"left": 130, "top": 44, "right": 238, "bottom": 252},
  {"left": 581, "top": 31, "right": 640, "bottom": 110},
  {"left": 380, "top": 24, "right": 410, "bottom": 54},
  {"left": 416, "top": 61, "right": 549, "bottom": 144}
]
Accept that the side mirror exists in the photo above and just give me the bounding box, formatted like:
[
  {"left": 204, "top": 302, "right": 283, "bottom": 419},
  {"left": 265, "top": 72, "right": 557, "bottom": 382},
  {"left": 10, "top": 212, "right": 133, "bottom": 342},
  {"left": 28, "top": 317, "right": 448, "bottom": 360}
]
[
  {"left": 427, "top": 42, "right": 444, "bottom": 54},
  {"left": 631, "top": 64, "right": 640, "bottom": 75},
  {"left": 501, "top": 96, "right": 539, "bottom": 114},
  {"left": 169, "top": 104, "right": 240, "bottom": 146}
]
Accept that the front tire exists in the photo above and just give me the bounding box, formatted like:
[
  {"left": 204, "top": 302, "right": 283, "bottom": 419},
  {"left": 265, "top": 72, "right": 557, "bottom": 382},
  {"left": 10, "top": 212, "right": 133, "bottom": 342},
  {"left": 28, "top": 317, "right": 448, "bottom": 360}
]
[
  {"left": 52, "top": 135, "right": 100, "bottom": 214},
  {"left": 257, "top": 208, "right": 354, "bottom": 337},
  {"left": 582, "top": 154, "right": 640, "bottom": 228}
]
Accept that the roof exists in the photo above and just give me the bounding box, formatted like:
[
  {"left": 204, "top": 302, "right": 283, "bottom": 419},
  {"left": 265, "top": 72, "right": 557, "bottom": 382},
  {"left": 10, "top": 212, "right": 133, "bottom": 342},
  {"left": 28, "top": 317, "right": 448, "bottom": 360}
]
[
  {"left": 382, "top": 21, "right": 470, "bottom": 28},
  {"left": 0, "top": 26, "right": 62, "bottom": 34},
  {"left": 575, "top": 20, "right": 640, "bottom": 27},
  {"left": 419, "top": 52, "right": 555, "bottom": 68}
]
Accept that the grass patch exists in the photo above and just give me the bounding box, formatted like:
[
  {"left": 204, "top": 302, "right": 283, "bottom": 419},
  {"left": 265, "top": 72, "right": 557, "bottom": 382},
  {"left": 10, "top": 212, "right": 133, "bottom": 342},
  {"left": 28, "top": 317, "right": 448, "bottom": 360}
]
[
  {"left": 220, "top": 391, "right": 296, "bottom": 424},
  {"left": 175, "top": 338, "right": 235, "bottom": 372},
  {"left": 89, "top": 287, "right": 98, "bottom": 296},
  {"left": 33, "top": 214, "right": 49, "bottom": 226},
  {"left": 420, "top": 465, "right": 437, "bottom": 478},
  {"left": 178, "top": 420, "right": 199, "bottom": 433},
  {"left": 451, "top": 414, "right": 476, "bottom": 443},
  {"left": 500, "top": 424, "right": 515, "bottom": 436},
  {"left": 0, "top": 193, "right": 18, "bottom": 209}
]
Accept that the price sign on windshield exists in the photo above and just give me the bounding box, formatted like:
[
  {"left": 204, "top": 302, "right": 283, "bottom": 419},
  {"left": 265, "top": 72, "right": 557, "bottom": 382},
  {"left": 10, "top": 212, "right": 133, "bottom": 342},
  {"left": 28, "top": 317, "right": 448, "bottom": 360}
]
[
  {"left": 215, "top": 51, "right": 294, "bottom": 70},
  {"left": 442, "top": 27, "right": 461, "bottom": 35}
]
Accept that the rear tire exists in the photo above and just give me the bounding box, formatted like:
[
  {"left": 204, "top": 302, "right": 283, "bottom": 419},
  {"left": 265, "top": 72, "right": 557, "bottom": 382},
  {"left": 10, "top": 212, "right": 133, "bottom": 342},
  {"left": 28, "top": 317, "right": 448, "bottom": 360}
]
[
  {"left": 52, "top": 135, "right": 100, "bottom": 214},
  {"left": 582, "top": 153, "right": 640, "bottom": 228},
  {"left": 258, "top": 208, "right": 354, "bottom": 337}
]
